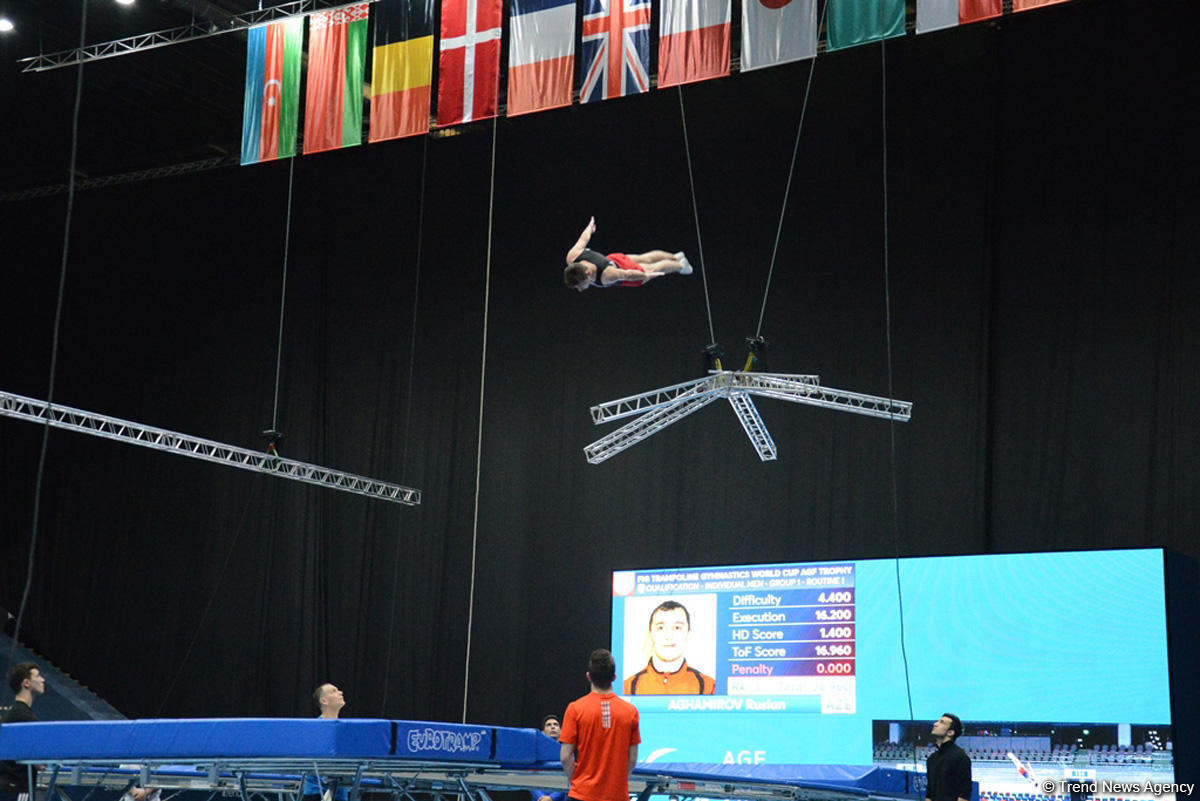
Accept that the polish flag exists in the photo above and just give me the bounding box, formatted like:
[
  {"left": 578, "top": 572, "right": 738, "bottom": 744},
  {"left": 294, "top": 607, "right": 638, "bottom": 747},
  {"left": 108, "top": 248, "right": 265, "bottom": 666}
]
[{"left": 658, "top": 0, "right": 729, "bottom": 88}]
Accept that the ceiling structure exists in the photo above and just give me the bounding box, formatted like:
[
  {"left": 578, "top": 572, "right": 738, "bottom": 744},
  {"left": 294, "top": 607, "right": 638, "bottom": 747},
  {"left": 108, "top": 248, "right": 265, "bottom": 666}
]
[{"left": 0, "top": 0, "right": 295, "bottom": 195}]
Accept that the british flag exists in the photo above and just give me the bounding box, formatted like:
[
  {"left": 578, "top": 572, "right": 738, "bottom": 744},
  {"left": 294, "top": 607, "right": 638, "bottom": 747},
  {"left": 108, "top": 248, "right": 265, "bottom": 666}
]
[{"left": 580, "top": 0, "right": 651, "bottom": 103}]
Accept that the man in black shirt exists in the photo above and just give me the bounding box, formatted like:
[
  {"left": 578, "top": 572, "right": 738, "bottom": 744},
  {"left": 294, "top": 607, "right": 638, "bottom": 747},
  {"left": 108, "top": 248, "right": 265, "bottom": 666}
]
[
  {"left": 563, "top": 217, "right": 692, "bottom": 291},
  {"left": 926, "top": 713, "right": 972, "bottom": 801},
  {"left": 1, "top": 662, "right": 46, "bottom": 799}
]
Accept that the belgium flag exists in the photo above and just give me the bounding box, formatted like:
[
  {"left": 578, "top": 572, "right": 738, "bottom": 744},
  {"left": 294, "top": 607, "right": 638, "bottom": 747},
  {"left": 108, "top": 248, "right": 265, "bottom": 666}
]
[{"left": 369, "top": 0, "right": 436, "bottom": 141}]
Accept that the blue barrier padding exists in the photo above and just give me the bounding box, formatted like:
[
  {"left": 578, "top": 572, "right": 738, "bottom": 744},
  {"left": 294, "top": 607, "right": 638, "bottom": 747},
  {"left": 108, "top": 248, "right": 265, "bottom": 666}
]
[
  {"left": 636, "top": 763, "right": 896, "bottom": 794},
  {"left": 533, "top": 731, "right": 561, "bottom": 763},
  {"left": 492, "top": 727, "right": 541, "bottom": 765},
  {"left": 0, "top": 719, "right": 393, "bottom": 761},
  {"left": 392, "top": 720, "right": 495, "bottom": 762},
  {"left": 637, "top": 763, "right": 977, "bottom": 801}
]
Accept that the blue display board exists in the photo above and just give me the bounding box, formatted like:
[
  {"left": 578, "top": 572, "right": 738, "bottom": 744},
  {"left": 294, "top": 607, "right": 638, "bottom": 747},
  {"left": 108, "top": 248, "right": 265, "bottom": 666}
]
[{"left": 612, "top": 549, "right": 1171, "bottom": 767}]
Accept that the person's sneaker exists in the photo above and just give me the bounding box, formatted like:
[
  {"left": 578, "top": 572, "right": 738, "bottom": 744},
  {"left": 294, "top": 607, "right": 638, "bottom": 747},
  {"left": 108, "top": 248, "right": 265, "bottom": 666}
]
[{"left": 676, "top": 252, "right": 693, "bottom": 275}]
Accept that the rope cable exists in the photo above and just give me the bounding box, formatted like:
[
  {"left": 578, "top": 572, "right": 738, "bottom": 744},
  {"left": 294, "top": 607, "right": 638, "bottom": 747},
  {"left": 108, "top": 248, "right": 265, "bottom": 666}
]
[
  {"left": 462, "top": 117, "right": 499, "bottom": 724},
  {"left": 270, "top": 157, "right": 297, "bottom": 434},
  {"left": 754, "top": 0, "right": 828, "bottom": 339},
  {"left": 676, "top": 87, "right": 717, "bottom": 347},
  {"left": 156, "top": 479, "right": 261, "bottom": 714},
  {"left": 379, "top": 136, "right": 429, "bottom": 715},
  {"left": 6, "top": 0, "right": 87, "bottom": 678},
  {"left": 877, "top": 26, "right": 918, "bottom": 757}
]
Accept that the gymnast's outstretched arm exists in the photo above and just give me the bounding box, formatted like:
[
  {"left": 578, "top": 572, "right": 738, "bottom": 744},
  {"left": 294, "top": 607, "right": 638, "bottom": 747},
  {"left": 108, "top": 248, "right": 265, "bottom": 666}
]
[{"left": 566, "top": 216, "right": 597, "bottom": 263}]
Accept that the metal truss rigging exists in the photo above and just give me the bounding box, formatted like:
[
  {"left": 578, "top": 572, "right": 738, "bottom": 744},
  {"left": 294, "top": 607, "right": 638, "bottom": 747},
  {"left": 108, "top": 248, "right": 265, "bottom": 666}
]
[
  {"left": 18, "top": 0, "right": 377, "bottom": 73},
  {"left": 0, "top": 390, "right": 420, "bottom": 505},
  {"left": 0, "top": 157, "right": 239, "bottom": 203},
  {"left": 585, "top": 371, "right": 912, "bottom": 464}
]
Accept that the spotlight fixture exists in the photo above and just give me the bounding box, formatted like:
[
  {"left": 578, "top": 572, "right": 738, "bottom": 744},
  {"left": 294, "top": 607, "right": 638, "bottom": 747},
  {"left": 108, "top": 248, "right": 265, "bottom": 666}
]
[
  {"left": 0, "top": 17, "right": 15, "bottom": 32},
  {"left": 115, "top": 0, "right": 135, "bottom": 5}
]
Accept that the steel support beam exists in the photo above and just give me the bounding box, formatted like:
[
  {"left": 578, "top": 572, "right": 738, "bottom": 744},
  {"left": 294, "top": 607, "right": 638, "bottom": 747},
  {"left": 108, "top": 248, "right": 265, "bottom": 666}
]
[
  {"left": 586, "top": 370, "right": 911, "bottom": 463},
  {"left": 727, "top": 393, "right": 777, "bottom": 461},
  {"left": 0, "top": 390, "right": 420, "bottom": 505},
  {"left": 18, "top": 0, "right": 376, "bottom": 72},
  {"left": 584, "top": 392, "right": 720, "bottom": 464}
]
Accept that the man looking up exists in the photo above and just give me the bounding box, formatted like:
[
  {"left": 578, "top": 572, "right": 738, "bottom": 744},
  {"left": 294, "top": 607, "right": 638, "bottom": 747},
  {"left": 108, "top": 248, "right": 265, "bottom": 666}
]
[
  {"left": 1, "top": 662, "right": 47, "bottom": 799},
  {"left": 926, "top": 714, "right": 972, "bottom": 801},
  {"left": 312, "top": 684, "right": 345, "bottom": 719},
  {"left": 623, "top": 600, "right": 715, "bottom": 695},
  {"left": 560, "top": 650, "right": 640, "bottom": 801},
  {"left": 533, "top": 716, "right": 565, "bottom": 801},
  {"left": 303, "top": 684, "right": 348, "bottom": 801}
]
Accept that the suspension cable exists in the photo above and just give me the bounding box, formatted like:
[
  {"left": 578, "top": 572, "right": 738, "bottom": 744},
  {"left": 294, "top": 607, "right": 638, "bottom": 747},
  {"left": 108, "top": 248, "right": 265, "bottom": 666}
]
[
  {"left": 878, "top": 25, "right": 918, "bottom": 749},
  {"left": 462, "top": 117, "right": 499, "bottom": 724},
  {"left": 270, "top": 157, "right": 297, "bottom": 435},
  {"left": 677, "top": 87, "right": 717, "bottom": 347},
  {"left": 754, "top": 0, "right": 828, "bottom": 339},
  {"left": 379, "top": 136, "right": 429, "bottom": 715},
  {"left": 7, "top": 0, "right": 87, "bottom": 676}
]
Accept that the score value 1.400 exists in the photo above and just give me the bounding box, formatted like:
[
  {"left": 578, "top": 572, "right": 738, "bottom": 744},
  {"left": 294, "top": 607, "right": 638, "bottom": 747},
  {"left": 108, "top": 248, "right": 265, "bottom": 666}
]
[{"left": 818, "top": 625, "right": 853, "bottom": 639}]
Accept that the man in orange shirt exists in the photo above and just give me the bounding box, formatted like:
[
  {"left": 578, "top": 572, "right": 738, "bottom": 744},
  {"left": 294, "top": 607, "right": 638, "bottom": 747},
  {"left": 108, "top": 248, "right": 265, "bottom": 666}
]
[
  {"left": 623, "top": 601, "right": 716, "bottom": 695},
  {"left": 560, "top": 649, "right": 641, "bottom": 801}
]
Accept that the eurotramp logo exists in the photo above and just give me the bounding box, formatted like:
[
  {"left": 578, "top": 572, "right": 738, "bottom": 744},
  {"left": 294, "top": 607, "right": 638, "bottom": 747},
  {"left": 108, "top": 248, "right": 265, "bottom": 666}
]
[{"left": 406, "top": 727, "right": 487, "bottom": 754}]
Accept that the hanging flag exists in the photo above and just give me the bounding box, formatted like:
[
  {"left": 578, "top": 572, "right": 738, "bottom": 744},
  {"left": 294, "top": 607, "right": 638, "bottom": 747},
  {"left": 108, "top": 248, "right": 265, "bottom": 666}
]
[
  {"left": 741, "top": 0, "right": 815, "bottom": 72},
  {"left": 507, "top": 0, "right": 575, "bottom": 116},
  {"left": 1013, "top": 0, "right": 1070, "bottom": 10},
  {"left": 241, "top": 17, "right": 303, "bottom": 166},
  {"left": 437, "top": 0, "right": 502, "bottom": 125},
  {"left": 916, "top": 0, "right": 1000, "bottom": 34},
  {"left": 658, "top": 0, "right": 729, "bottom": 87},
  {"left": 580, "top": 0, "right": 651, "bottom": 103},
  {"left": 825, "top": 0, "right": 904, "bottom": 52},
  {"left": 369, "top": 0, "right": 435, "bottom": 141},
  {"left": 304, "top": 3, "right": 370, "bottom": 155}
]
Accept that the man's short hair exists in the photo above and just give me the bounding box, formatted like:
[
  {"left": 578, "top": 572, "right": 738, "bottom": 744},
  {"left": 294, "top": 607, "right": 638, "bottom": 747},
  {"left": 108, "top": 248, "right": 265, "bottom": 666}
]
[
  {"left": 588, "top": 649, "right": 617, "bottom": 689},
  {"left": 7, "top": 662, "right": 37, "bottom": 694},
  {"left": 312, "top": 684, "right": 330, "bottom": 713},
  {"left": 941, "top": 713, "right": 964, "bottom": 741},
  {"left": 649, "top": 600, "right": 691, "bottom": 629},
  {"left": 540, "top": 714, "right": 560, "bottom": 730},
  {"left": 564, "top": 262, "right": 591, "bottom": 288}
]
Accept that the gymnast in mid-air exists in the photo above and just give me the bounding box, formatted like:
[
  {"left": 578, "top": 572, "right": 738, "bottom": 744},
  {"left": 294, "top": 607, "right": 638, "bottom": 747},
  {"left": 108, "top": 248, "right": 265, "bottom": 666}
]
[{"left": 564, "top": 217, "right": 692, "bottom": 291}]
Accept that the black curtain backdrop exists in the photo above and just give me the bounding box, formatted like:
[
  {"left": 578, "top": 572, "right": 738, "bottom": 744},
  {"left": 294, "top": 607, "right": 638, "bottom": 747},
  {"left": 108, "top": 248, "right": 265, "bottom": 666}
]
[{"left": 1, "top": 0, "right": 1197, "bottom": 740}]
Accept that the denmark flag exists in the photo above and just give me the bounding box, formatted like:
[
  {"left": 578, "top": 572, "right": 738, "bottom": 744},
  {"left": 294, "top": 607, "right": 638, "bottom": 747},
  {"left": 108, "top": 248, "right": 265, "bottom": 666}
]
[{"left": 437, "top": 0, "right": 502, "bottom": 125}]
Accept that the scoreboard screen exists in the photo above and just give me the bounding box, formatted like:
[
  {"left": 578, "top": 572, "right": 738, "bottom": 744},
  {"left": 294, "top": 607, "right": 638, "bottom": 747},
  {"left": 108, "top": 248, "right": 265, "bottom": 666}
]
[{"left": 611, "top": 549, "right": 1173, "bottom": 767}]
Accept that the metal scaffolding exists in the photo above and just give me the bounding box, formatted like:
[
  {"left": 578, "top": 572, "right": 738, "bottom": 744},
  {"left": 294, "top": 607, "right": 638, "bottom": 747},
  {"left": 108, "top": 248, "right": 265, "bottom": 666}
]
[
  {"left": 585, "top": 371, "right": 912, "bottom": 464},
  {"left": 0, "top": 157, "right": 239, "bottom": 203},
  {"left": 18, "top": 0, "right": 376, "bottom": 72},
  {"left": 0, "top": 390, "right": 421, "bottom": 505}
]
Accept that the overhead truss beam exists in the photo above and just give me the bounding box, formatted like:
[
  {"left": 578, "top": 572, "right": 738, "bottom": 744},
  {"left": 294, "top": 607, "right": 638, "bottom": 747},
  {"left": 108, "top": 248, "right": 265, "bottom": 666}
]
[
  {"left": 18, "top": 0, "right": 376, "bottom": 73},
  {"left": 0, "top": 390, "right": 420, "bottom": 505},
  {"left": 585, "top": 370, "right": 911, "bottom": 464}
]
